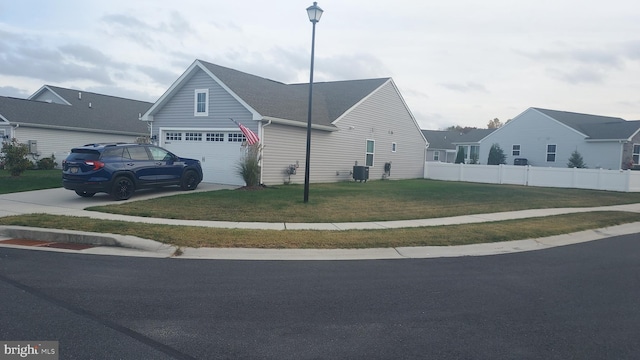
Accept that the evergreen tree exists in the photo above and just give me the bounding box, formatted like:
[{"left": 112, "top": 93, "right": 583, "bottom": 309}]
[
  {"left": 487, "top": 143, "right": 506, "bottom": 165},
  {"left": 567, "top": 150, "right": 586, "bottom": 168},
  {"left": 454, "top": 147, "right": 465, "bottom": 164}
]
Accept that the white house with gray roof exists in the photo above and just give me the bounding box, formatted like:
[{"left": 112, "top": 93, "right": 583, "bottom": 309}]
[
  {"left": 423, "top": 129, "right": 496, "bottom": 164},
  {"left": 141, "top": 59, "right": 427, "bottom": 186},
  {"left": 476, "top": 107, "right": 640, "bottom": 169},
  {"left": 0, "top": 85, "right": 151, "bottom": 163}
]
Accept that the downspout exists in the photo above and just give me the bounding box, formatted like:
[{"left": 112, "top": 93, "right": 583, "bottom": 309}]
[{"left": 260, "top": 119, "right": 272, "bottom": 184}]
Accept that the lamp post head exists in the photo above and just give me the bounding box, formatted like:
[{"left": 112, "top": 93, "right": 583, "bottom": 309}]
[{"left": 306, "top": 2, "right": 323, "bottom": 23}]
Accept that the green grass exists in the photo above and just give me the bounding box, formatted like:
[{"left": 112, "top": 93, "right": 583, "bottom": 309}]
[
  {"left": 88, "top": 179, "right": 640, "bottom": 222},
  {"left": 0, "top": 170, "right": 61, "bottom": 194},
  {"left": 3, "top": 177, "right": 640, "bottom": 249},
  {"left": 0, "top": 211, "right": 637, "bottom": 248}
]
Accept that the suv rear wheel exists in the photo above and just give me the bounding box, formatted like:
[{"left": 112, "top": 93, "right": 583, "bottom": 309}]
[{"left": 112, "top": 176, "right": 135, "bottom": 200}]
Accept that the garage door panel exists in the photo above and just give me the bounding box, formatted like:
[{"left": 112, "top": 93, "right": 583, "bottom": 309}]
[{"left": 161, "top": 130, "right": 247, "bottom": 186}]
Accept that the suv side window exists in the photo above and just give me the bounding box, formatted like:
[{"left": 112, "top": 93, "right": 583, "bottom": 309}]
[
  {"left": 101, "top": 147, "right": 124, "bottom": 160},
  {"left": 127, "top": 146, "right": 151, "bottom": 161},
  {"left": 149, "top": 146, "right": 174, "bottom": 161}
]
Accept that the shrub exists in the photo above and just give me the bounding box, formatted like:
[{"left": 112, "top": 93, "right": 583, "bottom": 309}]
[
  {"left": 1, "top": 139, "right": 32, "bottom": 176},
  {"left": 236, "top": 143, "right": 261, "bottom": 187},
  {"left": 454, "top": 148, "right": 465, "bottom": 164},
  {"left": 487, "top": 143, "right": 506, "bottom": 165},
  {"left": 37, "top": 154, "right": 58, "bottom": 170},
  {"left": 567, "top": 150, "right": 586, "bottom": 168}
]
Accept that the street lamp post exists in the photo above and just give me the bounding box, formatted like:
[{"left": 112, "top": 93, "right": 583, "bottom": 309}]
[{"left": 303, "top": 1, "right": 323, "bottom": 203}]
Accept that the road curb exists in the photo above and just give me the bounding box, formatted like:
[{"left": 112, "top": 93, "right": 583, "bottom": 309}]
[{"left": 0, "top": 225, "right": 176, "bottom": 256}]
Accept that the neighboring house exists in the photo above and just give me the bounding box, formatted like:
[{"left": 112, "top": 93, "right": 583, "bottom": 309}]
[
  {"left": 422, "top": 129, "right": 495, "bottom": 164},
  {"left": 476, "top": 107, "right": 640, "bottom": 169},
  {"left": 0, "top": 85, "right": 151, "bottom": 163},
  {"left": 141, "top": 59, "right": 427, "bottom": 186}
]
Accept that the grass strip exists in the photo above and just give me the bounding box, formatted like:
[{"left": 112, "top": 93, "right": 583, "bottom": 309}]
[
  {"left": 1, "top": 212, "right": 638, "bottom": 249},
  {"left": 87, "top": 180, "right": 640, "bottom": 223}
]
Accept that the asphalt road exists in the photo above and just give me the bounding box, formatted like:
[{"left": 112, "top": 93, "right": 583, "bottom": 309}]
[{"left": 1, "top": 234, "right": 639, "bottom": 360}]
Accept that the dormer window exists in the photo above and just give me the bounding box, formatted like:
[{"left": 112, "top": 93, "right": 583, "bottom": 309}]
[{"left": 194, "top": 89, "right": 209, "bottom": 116}]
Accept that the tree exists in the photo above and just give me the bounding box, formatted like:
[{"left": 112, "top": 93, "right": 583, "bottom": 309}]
[
  {"left": 487, "top": 118, "right": 503, "bottom": 129},
  {"left": 1, "top": 139, "right": 32, "bottom": 176},
  {"left": 446, "top": 125, "right": 477, "bottom": 134},
  {"left": 487, "top": 143, "right": 506, "bottom": 165},
  {"left": 567, "top": 150, "right": 586, "bottom": 168},
  {"left": 454, "top": 147, "right": 465, "bottom": 164}
]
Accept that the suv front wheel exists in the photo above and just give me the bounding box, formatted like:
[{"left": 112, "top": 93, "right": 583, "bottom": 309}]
[
  {"left": 112, "top": 176, "right": 135, "bottom": 200},
  {"left": 180, "top": 170, "right": 199, "bottom": 191}
]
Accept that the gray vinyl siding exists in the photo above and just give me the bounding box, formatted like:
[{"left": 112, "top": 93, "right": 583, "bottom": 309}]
[
  {"left": 480, "top": 108, "right": 625, "bottom": 169},
  {"left": 261, "top": 82, "right": 426, "bottom": 185},
  {"left": 150, "top": 69, "right": 258, "bottom": 139},
  {"left": 13, "top": 127, "right": 139, "bottom": 167}
]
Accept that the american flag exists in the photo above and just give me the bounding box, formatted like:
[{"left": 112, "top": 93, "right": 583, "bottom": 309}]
[{"left": 230, "top": 118, "right": 260, "bottom": 145}]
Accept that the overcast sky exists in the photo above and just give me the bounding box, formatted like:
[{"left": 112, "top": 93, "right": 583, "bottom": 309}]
[{"left": 1, "top": 0, "right": 639, "bottom": 130}]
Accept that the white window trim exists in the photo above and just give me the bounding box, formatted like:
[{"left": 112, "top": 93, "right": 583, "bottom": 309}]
[
  {"left": 633, "top": 144, "right": 640, "bottom": 164},
  {"left": 366, "top": 139, "right": 375, "bottom": 167},
  {"left": 391, "top": 142, "right": 397, "bottom": 153},
  {"left": 194, "top": 89, "right": 209, "bottom": 116},
  {"left": 546, "top": 144, "right": 557, "bottom": 162},
  {"left": 433, "top": 150, "right": 440, "bottom": 161},
  {"left": 512, "top": 144, "right": 521, "bottom": 156}
]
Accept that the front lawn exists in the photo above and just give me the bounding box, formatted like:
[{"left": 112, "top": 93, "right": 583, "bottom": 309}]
[
  {"left": 0, "top": 170, "right": 61, "bottom": 194},
  {"left": 87, "top": 179, "right": 640, "bottom": 223}
]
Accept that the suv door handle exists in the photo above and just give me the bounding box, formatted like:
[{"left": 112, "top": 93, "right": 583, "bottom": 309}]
[
  {"left": 155, "top": 162, "right": 163, "bottom": 165},
  {"left": 126, "top": 163, "right": 135, "bottom": 166}
]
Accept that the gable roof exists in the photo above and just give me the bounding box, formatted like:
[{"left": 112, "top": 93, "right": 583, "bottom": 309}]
[
  {"left": 534, "top": 108, "right": 639, "bottom": 140},
  {"left": 144, "top": 59, "right": 390, "bottom": 128},
  {"left": 0, "top": 86, "right": 151, "bottom": 134},
  {"left": 422, "top": 129, "right": 496, "bottom": 150}
]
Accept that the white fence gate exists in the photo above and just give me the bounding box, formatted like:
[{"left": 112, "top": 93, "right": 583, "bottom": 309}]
[{"left": 424, "top": 162, "right": 640, "bottom": 192}]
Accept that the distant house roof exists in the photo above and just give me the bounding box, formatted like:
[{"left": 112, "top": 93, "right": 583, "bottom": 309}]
[
  {"left": 145, "top": 60, "right": 391, "bottom": 129},
  {"left": 422, "top": 128, "right": 496, "bottom": 150},
  {"left": 534, "top": 108, "right": 640, "bottom": 140},
  {"left": 0, "top": 86, "right": 151, "bottom": 135}
]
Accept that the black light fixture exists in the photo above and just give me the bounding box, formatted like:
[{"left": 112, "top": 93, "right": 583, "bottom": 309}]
[{"left": 303, "top": 1, "right": 323, "bottom": 203}]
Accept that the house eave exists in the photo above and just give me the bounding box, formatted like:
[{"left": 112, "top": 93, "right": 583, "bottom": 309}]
[{"left": 263, "top": 116, "right": 338, "bottom": 131}]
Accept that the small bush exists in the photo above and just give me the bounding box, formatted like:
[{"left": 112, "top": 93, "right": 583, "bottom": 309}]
[
  {"left": 236, "top": 143, "right": 261, "bottom": 187},
  {"left": 1, "top": 139, "right": 32, "bottom": 176},
  {"left": 37, "top": 154, "right": 58, "bottom": 170}
]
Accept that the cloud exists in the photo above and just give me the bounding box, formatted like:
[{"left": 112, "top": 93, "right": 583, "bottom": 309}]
[
  {"left": 547, "top": 67, "right": 605, "bottom": 84},
  {"left": 439, "top": 82, "right": 489, "bottom": 93},
  {"left": 0, "top": 86, "right": 30, "bottom": 98}
]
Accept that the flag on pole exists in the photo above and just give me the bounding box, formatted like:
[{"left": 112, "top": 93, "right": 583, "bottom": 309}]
[{"left": 230, "top": 118, "right": 260, "bottom": 145}]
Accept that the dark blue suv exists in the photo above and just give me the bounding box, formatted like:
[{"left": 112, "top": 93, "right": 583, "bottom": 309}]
[{"left": 62, "top": 143, "right": 203, "bottom": 200}]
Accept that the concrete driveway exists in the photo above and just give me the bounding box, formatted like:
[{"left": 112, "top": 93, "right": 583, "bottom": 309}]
[{"left": 0, "top": 183, "right": 236, "bottom": 218}]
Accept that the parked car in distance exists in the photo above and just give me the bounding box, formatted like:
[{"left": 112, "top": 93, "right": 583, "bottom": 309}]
[{"left": 62, "top": 143, "right": 203, "bottom": 200}]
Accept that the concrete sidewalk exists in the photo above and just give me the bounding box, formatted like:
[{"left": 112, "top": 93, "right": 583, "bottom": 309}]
[{"left": 2, "top": 186, "right": 640, "bottom": 260}]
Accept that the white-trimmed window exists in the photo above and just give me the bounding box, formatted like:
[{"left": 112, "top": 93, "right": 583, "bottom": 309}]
[
  {"left": 0, "top": 129, "right": 6, "bottom": 141},
  {"left": 433, "top": 151, "right": 440, "bottom": 161},
  {"left": 228, "top": 133, "right": 246, "bottom": 142},
  {"left": 392, "top": 142, "right": 397, "bottom": 153},
  {"left": 185, "top": 132, "right": 202, "bottom": 141},
  {"left": 633, "top": 144, "right": 640, "bottom": 164},
  {"left": 206, "top": 133, "right": 225, "bottom": 142},
  {"left": 512, "top": 144, "right": 521, "bottom": 156},
  {"left": 546, "top": 144, "right": 557, "bottom": 162},
  {"left": 194, "top": 89, "right": 209, "bottom": 116},
  {"left": 365, "top": 139, "right": 375, "bottom": 167},
  {"left": 165, "top": 132, "right": 182, "bottom": 141}
]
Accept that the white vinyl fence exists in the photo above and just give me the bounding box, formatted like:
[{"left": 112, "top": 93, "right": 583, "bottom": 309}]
[{"left": 424, "top": 162, "right": 640, "bottom": 192}]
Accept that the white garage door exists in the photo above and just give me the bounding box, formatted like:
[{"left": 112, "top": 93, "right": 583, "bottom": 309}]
[{"left": 161, "top": 130, "right": 248, "bottom": 186}]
